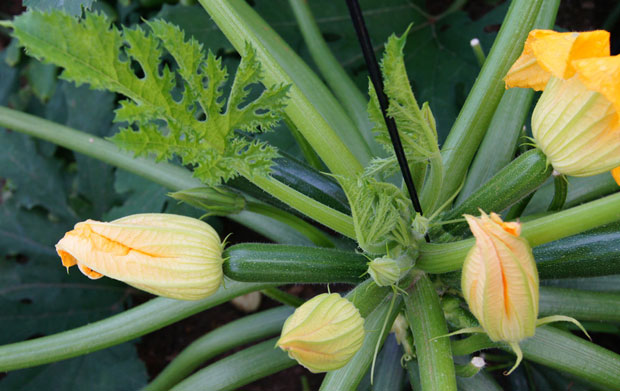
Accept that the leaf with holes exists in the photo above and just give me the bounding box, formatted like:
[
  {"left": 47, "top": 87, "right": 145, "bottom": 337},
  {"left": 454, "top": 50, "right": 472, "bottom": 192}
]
[{"left": 11, "top": 11, "right": 289, "bottom": 186}]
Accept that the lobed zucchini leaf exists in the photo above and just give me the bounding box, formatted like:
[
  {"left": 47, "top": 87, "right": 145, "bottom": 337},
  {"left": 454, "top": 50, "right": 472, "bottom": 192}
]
[{"left": 11, "top": 11, "right": 289, "bottom": 186}]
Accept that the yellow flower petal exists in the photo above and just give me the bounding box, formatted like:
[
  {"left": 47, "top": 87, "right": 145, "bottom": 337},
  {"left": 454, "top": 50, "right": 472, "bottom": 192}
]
[
  {"left": 55, "top": 213, "right": 224, "bottom": 300},
  {"left": 573, "top": 55, "right": 620, "bottom": 124},
  {"left": 505, "top": 30, "right": 610, "bottom": 90},
  {"left": 462, "top": 212, "right": 538, "bottom": 342},
  {"left": 277, "top": 293, "right": 365, "bottom": 373},
  {"left": 612, "top": 167, "right": 620, "bottom": 186}
]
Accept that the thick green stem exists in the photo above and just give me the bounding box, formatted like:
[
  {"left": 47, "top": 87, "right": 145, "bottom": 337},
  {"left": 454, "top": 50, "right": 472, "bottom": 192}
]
[
  {"left": 455, "top": 0, "right": 559, "bottom": 203},
  {"left": 249, "top": 175, "right": 355, "bottom": 238},
  {"left": 144, "top": 306, "right": 292, "bottom": 391},
  {"left": 320, "top": 294, "right": 403, "bottom": 390},
  {"left": 418, "top": 191, "right": 620, "bottom": 273},
  {"left": 0, "top": 106, "right": 354, "bottom": 239},
  {"left": 198, "top": 0, "right": 370, "bottom": 174},
  {"left": 518, "top": 326, "right": 620, "bottom": 389},
  {"left": 438, "top": 0, "right": 544, "bottom": 205},
  {"left": 245, "top": 201, "right": 335, "bottom": 247},
  {"left": 261, "top": 287, "right": 304, "bottom": 307},
  {"left": 539, "top": 287, "right": 620, "bottom": 322},
  {"left": 288, "top": 0, "right": 376, "bottom": 153},
  {"left": 404, "top": 270, "right": 457, "bottom": 391},
  {"left": 282, "top": 114, "right": 324, "bottom": 171},
  {"left": 436, "top": 148, "right": 552, "bottom": 240},
  {"left": 451, "top": 334, "right": 498, "bottom": 357},
  {"left": 547, "top": 175, "right": 567, "bottom": 212},
  {"left": 0, "top": 281, "right": 272, "bottom": 372},
  {"left": 171, "top": 337, "right": 294, "bottom": 391}
]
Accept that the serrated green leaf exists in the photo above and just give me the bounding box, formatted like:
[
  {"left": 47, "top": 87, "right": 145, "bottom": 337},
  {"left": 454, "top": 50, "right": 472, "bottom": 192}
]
[
  {"left": 12, "top": 10, "right": 288, "bottom": 186},
  {"left": 340, "top": 176, "right": 413, "bottom": 254},
  {"left": 156, "top": 4, "right": 232, "bottom": 51},
  {"left": 23, "top": 0, "right": 95, "bottom": 16},
  {"left": 0, "top": 129, "right": 75, "bottom": 218}
]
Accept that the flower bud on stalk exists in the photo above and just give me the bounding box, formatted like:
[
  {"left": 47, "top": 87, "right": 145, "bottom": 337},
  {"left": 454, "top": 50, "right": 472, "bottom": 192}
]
[
  {"left": 505, "top": 30, "right": 620, "bottom": 182},
  {"left": 462, "top": 212, "right": 538, "bottom": 343},
  {"left": 55, "top": 213, "right": 224, "bottom": 300},
  {"left": 276, "top": 293, "right": 364, "bottom": 373}
]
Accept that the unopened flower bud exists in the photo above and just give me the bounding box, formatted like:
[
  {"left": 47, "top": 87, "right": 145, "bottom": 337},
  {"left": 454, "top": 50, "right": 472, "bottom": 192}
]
[
  {"left": 55, "top": 213, "right": 224, "bottom": 300},
  {"left": 462, "top": 211, "right": 538, "bottom": 342},
  {"left": 367, "top": 256, "right": 400, "bottom": 287},
  {"left": 276, "top": 293, "right": 364, "bottom": 373}
]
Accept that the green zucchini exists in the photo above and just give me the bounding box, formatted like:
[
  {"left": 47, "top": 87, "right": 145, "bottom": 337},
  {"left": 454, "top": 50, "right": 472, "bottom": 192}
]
[
  {"left": 223, "top": 243, "right": 367, "bottom": 283},
  {"left": 534, "top": 222, "right": 620, "bottom": 279},
  {"left": 228, "top": 151, "right": 351, "bottom": 216}
]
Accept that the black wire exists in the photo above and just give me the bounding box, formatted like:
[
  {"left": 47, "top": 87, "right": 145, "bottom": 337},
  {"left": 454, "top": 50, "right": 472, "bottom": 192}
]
[{"left": 345, "top": 0, "right": 429, "bottom": 242}]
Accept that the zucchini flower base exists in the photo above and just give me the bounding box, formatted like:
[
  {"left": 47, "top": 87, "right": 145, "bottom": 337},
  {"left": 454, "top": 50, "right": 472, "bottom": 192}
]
[
  {"left": 505, "top": 29, "right": 620, "bottom": 182},
  {"left": 55, "top": 213, "right": 224, "bottom": 300}
]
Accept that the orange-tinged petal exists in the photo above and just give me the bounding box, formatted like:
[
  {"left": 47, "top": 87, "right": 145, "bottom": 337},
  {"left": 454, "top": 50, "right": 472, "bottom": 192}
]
[
  {"left": 55, "top": 213, "right": 224, "bottom": 300},
  {"left": 462, "top": 212, "right": 538, "bottom": 342},
  {"left": 505, "top": 30, "right": 610, "bottom": 90},
  {"left": 612, "top": 167, "right": 620, "bottom": 186},
  {"left": 77, "top": 263, "right": 104, "bottom": 280},
  {"left": 573, "top": 55, "right": 620, "bottom": 124}
]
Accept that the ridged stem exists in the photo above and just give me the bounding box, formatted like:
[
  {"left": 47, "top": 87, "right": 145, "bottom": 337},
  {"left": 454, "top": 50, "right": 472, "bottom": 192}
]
[
  {"left": 404, "top": 270, "right": 457, "bottom": 391},
  {"left": 144, "top": 307, "right": 292, "bottom": 391},
  {"left": 438, "top": 0, "right": 544, "bottom": 205},
  {"left": 0, "top": 281, "right": 272, "bottom": 372}
]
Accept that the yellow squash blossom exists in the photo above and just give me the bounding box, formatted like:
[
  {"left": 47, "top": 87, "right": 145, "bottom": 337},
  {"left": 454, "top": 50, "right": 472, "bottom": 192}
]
[
  {"left": 55, "top": 213, "right": 224, "bottom": 300},
  {"left": 451, "top": 211, "right": 590, "bottom": 375},
  {"left": 462, "top": 212, "right": 538, "bottom": 345},
  {"left": 276, "top": 293, "right": 365, "bottom": 373},
  {"left": 505, "top": 30, "right": 620, "bottom": 183}
]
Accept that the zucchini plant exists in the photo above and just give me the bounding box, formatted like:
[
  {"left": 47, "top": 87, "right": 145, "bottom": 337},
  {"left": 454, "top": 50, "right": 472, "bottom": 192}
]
[{"left": 1, "top": 0, "right": 619, "bottom": 390}]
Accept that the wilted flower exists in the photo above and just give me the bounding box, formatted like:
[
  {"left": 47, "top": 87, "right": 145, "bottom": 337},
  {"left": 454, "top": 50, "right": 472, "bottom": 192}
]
[
  {"left": 55, "top": 213, "right": 224, "bottom": 300},
  {"left": 276, "top": 293, "right": 364, "bottom": 373},
  {"left": 505, "top": 29, "right": 620, "bottom": 181}
]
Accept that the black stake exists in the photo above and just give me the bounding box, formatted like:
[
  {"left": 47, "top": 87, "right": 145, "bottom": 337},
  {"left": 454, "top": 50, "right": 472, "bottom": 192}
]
[{"left": 345, "top": 0, "right": 429, "bottom": 242}]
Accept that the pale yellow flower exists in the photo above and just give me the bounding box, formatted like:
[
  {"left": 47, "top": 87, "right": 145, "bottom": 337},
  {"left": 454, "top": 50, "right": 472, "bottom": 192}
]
[
  {"left": 276, "top": 293, "right": 364, "bottom": 373},
  {"left": 505, "top": 30, "right": 620, "bottom": 182},
  {"left": 55, "top": 213, "right": 223, "bottom": 300},
  {"left": 462, "top": 212, "right": 538, "bottom": 343},
  {"left": 457, "top": 211, "right": 589, "bottom": 375}
]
